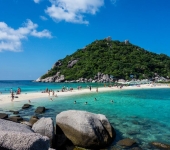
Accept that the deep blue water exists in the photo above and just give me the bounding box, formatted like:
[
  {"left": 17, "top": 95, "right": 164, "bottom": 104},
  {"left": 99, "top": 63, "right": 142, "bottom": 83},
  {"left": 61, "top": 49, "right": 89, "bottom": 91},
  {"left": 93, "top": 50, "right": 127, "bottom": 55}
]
[{"left": 0, "top": 80, "right": 170, "bottom": 149}]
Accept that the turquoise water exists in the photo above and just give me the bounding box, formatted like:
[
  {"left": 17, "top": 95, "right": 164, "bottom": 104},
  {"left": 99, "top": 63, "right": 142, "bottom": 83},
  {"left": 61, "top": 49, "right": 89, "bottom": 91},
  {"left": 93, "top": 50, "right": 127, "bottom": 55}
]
[
  {"left": 0, "top": 80, "right": 105, "bottom": 94},
  {"left": 0, "top": 81, "right": 170, "bottom": 149}
]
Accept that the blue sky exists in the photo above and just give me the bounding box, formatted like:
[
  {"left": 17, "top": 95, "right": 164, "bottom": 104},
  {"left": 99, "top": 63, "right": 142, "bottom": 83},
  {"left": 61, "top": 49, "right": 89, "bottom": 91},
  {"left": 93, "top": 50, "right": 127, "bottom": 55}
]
[{"left": 0, "top": 0, "right": 170, "bottom": 80}]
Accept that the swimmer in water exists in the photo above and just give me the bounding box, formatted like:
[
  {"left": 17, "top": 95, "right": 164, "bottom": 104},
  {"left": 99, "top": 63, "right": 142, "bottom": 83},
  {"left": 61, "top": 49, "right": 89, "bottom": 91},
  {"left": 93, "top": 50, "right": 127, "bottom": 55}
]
[
  {"left": 50, "top": 98, "right": 53, "bottom": 101},
  {"left": 111, "top": 100, "right": 114, "bottom": 103},
  {"left": 94, "top": 98, "right": 97, "bottom": 101},
  {"left": 74, "top": 101, "right": 76, "bottom": 104},
  {"left": 85, "top": 102, "right": 88, "bottom": 105}
]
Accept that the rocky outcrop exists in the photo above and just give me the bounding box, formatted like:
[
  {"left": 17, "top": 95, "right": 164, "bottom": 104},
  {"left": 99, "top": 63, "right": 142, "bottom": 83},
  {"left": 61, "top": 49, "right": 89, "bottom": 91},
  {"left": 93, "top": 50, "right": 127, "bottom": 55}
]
[
  {"left": 56, "top": 110, "right": 115, "bottom": 149},
  {"left": 36, "top": 72, "right": 65, "bottom": 83},
  {"left": 52, "top": 60, "right": 62, "bottom": 69},
  {"left": 67, "top": 59, "right": 78, "bottom": 68},
  {"left": 32, "top": 117, "right": 54, "bottom": 147},
  {"left": 35, "top": 107, "right": 46, "bottom": 114},
  {"left": 0, "top": 119, "right": 50, "bottom": 150}
]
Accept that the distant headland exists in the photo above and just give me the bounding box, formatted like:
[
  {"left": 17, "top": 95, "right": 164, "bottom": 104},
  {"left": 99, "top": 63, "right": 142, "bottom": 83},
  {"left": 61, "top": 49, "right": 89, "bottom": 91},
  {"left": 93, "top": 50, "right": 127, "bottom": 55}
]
[{"left": 35, "top": 37, "right": 170, "bottom": 83}]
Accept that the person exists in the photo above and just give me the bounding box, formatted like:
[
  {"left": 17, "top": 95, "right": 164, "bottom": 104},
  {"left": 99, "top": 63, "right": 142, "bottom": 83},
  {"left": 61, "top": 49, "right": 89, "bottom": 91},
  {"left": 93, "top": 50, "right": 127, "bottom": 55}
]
[
  {"left": 28, "top": 100, "right": 31, "bottom": 103},
  {"left": 11, "top": 91, "right": 14, "bottom": 101},
  {"left": 50, "top": 98, "right": 53, "bottom": 101},
  {"left": 52, "top": 90, "right": 54, "bottom": 96},
  {"left": 85, "top": 102, "right": 88, "bottom": 105},
  {"left": 94, "top": 98, "right": 97, "bottom": 101},
  {"left": 74, "top": 101, "right": 76, "bottom": 104},
  {"left": 96, "top": 87, "right": 98, "bottom": 92},
  {"left": 89, "top": 86, "right": 91, "bottom": 91},
  {"left": 111, "top": 100, "right": 114, "bottom": 103}
]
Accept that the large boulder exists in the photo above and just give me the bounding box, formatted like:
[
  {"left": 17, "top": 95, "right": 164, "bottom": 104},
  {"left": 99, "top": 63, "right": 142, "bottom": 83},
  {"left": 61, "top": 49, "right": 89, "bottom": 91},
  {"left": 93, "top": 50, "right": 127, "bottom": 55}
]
[
  {"left": 0, "top": 119, "right": 50, "bottom": 150},
  {"left": 35, "top": 107, "right": 46, "bottom": 114},
  {"left": 56, "top": 110, "right": 115, "bottom": 149},
  {"left": 32, "top": 117, "right": 54, "bottom": 146}
]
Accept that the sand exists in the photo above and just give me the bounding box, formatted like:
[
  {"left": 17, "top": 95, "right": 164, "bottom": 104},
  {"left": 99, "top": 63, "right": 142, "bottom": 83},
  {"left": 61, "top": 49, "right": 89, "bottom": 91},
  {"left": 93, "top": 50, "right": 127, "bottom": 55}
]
[{"left": 0, "top": 84, "right": 169, "bottom": 105}]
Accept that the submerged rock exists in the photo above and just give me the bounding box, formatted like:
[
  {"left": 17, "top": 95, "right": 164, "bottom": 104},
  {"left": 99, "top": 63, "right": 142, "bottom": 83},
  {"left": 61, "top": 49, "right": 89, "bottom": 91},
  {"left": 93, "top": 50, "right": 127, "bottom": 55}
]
[
  {"left": 35, "top": 107, "right": 46, "bottom": 114},
  {"left": 151, "top": 142, "right": 170, "bottom": 149},
  {"left": 9, "top": 110, "right": 19, "bottom": 114},
  {"left": 6, "top": 116, "right": 23, "bottom": 123},
  {"left": 22, "top": 104, "right": 31, "bottom": 109},
  {"left": 117, "top": 138, "right": 136, "bottom": 148},
  {"left": 0, "top": 113, "right": 8, "bottom": 119},
  {"left": 56, "top": 110, "right": 115, "bottom": 149}
]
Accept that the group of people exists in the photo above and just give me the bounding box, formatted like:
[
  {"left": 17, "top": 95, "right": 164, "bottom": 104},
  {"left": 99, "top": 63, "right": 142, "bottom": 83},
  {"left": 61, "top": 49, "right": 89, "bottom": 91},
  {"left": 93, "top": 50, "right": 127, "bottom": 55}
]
[{"left": 10, "top": 87, "right": 21, "bottom": 101}]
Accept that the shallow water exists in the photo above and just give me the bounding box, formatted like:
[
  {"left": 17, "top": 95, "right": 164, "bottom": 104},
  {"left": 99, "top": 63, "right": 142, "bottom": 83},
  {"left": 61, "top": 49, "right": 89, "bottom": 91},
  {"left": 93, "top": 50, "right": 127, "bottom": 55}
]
[{"left": 0, "top": 81, "right": 170, "bottom": 149}]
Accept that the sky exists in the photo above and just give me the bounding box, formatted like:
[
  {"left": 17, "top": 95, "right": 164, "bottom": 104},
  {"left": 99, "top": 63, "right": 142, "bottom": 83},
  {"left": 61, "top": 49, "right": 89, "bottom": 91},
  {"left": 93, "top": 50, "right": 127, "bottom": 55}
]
[{"left": 0, "top": 0, "right": 170, "bottom": 80}]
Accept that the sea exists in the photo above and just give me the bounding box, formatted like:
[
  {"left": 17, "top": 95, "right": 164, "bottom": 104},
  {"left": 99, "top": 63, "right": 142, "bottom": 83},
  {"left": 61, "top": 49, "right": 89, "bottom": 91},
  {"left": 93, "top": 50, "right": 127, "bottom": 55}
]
[{"left": 0, "top": 80, "right": 170, "bottom": 149}]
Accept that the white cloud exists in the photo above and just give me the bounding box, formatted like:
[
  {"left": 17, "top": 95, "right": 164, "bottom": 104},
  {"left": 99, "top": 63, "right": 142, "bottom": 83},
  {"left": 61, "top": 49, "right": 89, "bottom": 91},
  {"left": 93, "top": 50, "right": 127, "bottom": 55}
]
[
  {"left": 0, "top": 19, "right": 52, "bottom": 52},
  {"left": 40, "top": 16, "right": 48, "bottom": 21},
  {"left": 34, "top": 0, "right": 41, "bottom": 3},
  {"left": 45, "top": 0, "right": 104, "bottom": 24}
]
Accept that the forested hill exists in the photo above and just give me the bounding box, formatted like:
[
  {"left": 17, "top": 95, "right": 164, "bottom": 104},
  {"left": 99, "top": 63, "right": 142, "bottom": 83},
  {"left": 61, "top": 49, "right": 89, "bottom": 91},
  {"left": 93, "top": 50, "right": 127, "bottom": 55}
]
[{"left": 41, "top": 39, "right": 170, "bottom": 81}]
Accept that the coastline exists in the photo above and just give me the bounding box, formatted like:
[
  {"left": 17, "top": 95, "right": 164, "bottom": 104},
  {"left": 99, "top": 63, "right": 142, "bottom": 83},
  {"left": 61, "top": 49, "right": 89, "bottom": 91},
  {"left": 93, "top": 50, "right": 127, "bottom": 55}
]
[{"left": 0, "top": 84, "right": 169, "bottom": 105}]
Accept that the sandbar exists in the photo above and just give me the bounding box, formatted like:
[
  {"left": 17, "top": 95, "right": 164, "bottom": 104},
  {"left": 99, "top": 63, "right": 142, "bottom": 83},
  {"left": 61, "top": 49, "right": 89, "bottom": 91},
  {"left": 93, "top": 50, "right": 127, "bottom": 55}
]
[{"left": 0, "top": 84, "right": 169, "bottom": 105}]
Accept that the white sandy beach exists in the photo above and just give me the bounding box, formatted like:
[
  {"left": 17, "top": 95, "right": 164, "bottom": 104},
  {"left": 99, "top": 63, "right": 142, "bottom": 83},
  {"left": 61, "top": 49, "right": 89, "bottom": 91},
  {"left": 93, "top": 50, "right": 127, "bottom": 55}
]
[{"left": 0, "top": 84, "right": 169, "bottom": 105}]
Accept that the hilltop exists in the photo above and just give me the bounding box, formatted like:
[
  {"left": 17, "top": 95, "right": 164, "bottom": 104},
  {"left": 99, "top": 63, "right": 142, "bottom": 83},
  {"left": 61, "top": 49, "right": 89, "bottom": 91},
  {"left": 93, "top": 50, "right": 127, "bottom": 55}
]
[{"left": 37, "top": 37, "right": 170, "bottom": 82}]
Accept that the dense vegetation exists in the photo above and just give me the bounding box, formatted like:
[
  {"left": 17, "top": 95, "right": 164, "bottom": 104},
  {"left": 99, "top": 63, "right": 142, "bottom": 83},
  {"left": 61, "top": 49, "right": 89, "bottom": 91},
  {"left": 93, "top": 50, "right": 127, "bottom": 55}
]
[{"left": 41, "top": 39, "right": 170, "bottom": 80}]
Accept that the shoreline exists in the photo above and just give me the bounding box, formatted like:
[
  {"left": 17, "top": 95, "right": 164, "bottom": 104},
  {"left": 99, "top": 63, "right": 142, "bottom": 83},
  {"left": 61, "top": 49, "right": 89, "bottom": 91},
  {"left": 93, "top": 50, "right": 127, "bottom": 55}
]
[{"left": 0, "top": 84, "right": 169, "bottom": 105}]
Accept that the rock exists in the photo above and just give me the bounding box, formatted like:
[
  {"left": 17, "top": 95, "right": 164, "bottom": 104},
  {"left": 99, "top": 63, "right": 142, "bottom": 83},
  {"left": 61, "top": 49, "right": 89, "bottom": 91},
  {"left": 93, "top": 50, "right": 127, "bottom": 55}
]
[
  {"left": 21, "top": 121, "right": 32, "bottom": 127},
  {"left": 32, "top": 117, "right": 54, "bottom": 147},
  {"left": 67, "top": 59, "right": 78, "bottom": 68},
  {"left": 151, "top": 142, "right": 170, "bottom": 149},
  {"left": 56, "top": 110, "right": 115, "bottom": 149},
  {"left": 117, "top": 138, "right": 136, "bottom": 147},
  {"left": 35, "top": 107, "right": 46, "bottom": 114},
  {"left": 55, "top": 75, "right": 65, "bottom": 82},
  {"left": 127, "top": 130, "right": 140, "bottom": 135},
  {"left": 53, "top": 61, "right": 62, "bottom": 69},
  {"left": 0, "top": 119, "right": 50, "bottom": 150},
  {"left": 6, "top": 116, "right": 23, "bottom": 123},
  {"left": 29, "top": 116, "right": 39, "bottom": 126},
  {"left": 0, "top": 131, "right": 49, "bottom": 150},
  {"left": 131, "top": 147, "right": 142, "bottom": 150},
  {"left": 35, "top": 77, "right": 42, "bottom": 82},
  {"left": 22, "top": 104, "right": 31, "bottom": 109},
  {"left": 0, "top": 113, "right": 8, "bottom": 119},
  {"left": 9, "top": 110, "right": 19, "bottom": 114}
]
